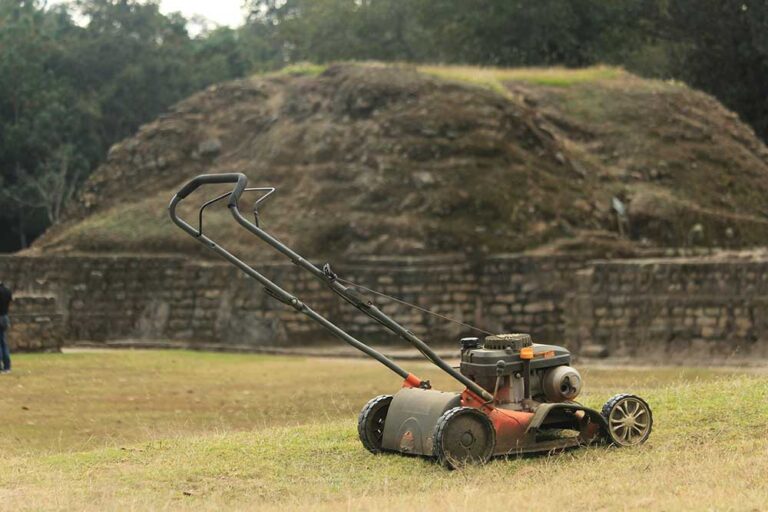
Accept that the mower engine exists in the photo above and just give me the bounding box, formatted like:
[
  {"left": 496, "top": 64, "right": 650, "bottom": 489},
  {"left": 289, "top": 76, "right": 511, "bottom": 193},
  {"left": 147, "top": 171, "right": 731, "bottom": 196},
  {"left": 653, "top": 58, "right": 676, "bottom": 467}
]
[
  {"left": 369, "top": 332, "right": 652, "bottom": 467},
  {"left": 460, "top": 333, "right": 583, "bottom": 407}
]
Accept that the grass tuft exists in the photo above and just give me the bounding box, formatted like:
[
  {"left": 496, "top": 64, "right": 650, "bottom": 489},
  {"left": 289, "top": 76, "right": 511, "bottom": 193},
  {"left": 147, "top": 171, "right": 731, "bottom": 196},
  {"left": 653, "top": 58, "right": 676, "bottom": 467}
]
[
  {"left": 418, "top": 64, "right": 625, "bottom": 92},
  {"left": 274, "top": 62, "right": 328, "bottom": 77}
]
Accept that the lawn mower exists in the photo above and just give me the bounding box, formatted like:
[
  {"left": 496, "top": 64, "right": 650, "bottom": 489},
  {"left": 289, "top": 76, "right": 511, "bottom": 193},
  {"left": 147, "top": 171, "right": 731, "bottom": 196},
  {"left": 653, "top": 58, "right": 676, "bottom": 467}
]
[{"left": 169, "top": 173, "right": 653, "bottom": 468}]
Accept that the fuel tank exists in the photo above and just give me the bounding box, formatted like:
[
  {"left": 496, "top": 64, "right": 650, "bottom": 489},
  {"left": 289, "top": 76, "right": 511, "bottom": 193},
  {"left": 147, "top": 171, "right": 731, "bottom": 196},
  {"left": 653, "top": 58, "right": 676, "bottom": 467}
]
[{"left": 381, "top": 387, "right": 461, "bottom": 456}]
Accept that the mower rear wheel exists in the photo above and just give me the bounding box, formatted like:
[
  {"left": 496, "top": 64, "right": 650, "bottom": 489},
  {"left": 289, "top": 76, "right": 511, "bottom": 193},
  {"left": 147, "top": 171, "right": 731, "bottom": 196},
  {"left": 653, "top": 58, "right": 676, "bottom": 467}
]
[
  {"left": 601, "top": 394, "right": 653, "bottom": 447},
  {"left": 433, "top": 407, "right": 495, "bottom": 469},
  {"left": 358, "top": 394, "right": 393, "bottom": 454}
]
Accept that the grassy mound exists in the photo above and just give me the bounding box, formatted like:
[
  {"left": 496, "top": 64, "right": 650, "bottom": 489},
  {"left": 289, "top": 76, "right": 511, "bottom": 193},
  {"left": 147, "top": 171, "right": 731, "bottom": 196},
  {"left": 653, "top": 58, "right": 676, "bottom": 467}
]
[
  {"left": 2, "top": 351, "right": 767, "bottom": 510},
  {"left": 32, "top": 63, "right": 768, "bottom": 259}
]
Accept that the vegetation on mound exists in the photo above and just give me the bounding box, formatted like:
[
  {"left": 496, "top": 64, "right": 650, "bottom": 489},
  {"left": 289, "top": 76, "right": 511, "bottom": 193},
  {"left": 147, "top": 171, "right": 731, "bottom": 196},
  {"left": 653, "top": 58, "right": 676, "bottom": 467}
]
[
  {"left": 419, "top": 64, "right": 626, "bottom": 91},
  {"left": 32, "top": 63, "right": 768, "bottom": 260},
  {"left": 2, "top": 351, "right": 767, "bottom": 510}
]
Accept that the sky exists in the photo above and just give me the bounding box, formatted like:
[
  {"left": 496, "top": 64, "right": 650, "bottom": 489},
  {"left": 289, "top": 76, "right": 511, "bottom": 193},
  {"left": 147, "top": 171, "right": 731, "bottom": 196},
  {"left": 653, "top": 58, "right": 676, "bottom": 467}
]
[
  {"left": 51, "top": 0, "right": 249, "bottom": 30},
  {"left": 158, "top": 0, "right": 248, "bottom": 28}
]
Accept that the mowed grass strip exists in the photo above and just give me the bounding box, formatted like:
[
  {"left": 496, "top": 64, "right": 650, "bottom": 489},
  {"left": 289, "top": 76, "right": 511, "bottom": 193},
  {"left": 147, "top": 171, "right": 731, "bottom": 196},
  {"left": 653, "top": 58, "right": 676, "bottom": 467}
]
[{"left": 1, "top": 350, "right": 767, "bottom": 511}]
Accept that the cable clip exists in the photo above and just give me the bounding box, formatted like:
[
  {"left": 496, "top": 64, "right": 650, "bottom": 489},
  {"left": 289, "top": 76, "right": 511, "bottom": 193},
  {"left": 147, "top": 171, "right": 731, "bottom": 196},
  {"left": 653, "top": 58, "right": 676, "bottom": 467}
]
[{"left": 322, "top": 263, "right": 337, "bottom": 281}]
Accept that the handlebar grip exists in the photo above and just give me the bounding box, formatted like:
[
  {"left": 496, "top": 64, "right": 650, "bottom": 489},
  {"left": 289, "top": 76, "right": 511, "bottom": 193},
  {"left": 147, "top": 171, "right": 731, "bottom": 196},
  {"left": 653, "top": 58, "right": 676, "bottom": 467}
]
[{"left": 176, "top": 173, "right": 248, "bottom": 206}]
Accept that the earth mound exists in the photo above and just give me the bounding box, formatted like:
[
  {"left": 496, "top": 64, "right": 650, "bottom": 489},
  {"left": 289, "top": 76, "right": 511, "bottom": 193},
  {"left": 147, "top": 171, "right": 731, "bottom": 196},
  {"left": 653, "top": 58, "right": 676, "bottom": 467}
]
[{"left": 33, "top": 63, "right": 768, "bottom": 259}]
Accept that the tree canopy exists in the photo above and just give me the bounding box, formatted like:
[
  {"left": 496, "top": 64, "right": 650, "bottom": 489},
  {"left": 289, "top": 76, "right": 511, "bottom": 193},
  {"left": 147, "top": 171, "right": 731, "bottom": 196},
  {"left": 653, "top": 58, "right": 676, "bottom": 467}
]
[
  {"left": 0, "top": 0, "right": 247, "bottom": 249},
  {"left": 1, "top": 0, "right": 767, "bottom": 251}
]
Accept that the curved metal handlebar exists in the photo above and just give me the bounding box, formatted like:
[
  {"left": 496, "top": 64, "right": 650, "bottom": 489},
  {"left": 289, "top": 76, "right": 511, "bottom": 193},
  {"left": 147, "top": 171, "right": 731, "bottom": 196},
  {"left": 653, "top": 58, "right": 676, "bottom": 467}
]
[
  {"left": 175, "top": 173, "right": 248, "bottom": 208},
  {"left": 167, "top": 173, "right": 422, "bottom": 385}
]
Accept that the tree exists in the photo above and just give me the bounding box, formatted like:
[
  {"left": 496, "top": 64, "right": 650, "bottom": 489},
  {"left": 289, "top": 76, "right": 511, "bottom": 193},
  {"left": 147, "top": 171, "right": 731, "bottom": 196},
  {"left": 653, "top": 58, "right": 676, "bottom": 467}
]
[
  {"left": 0, "top": 1, "right": 93, "bottom": 247},
  {"left": 664, "top": 0, "right": 768, "bottom": 139},
  {"left": 0, "top": 0, "right": 255, "bottom": 250},
  {"left": 4, "top": 144, "right": 86, "bottom": 225},
  {"left": 245, "top": 0, "right": 654, "bottom": 67},
  {"left": 192, "top": 26, "right": 250, "bottom": 83}
]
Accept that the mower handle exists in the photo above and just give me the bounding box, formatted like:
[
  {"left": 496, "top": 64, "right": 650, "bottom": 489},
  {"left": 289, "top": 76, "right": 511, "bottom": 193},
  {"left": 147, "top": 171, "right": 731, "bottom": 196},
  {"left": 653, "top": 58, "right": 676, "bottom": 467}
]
[
  {"left": 168, "top": 173, "right": 423, "bottom": 386},
  {"left": 175, "top": 173, "right": 248, "bottom": 208},
  {"left": 170, "top": 172, "right": 493, "bottom": 400}
]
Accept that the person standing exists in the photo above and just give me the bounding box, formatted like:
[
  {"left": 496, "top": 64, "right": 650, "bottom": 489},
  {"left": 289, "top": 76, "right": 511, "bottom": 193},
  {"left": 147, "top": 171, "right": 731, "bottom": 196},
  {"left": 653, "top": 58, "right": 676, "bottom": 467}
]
[{"left": 0, "top": 281, "right": 12, "bottom": 373}]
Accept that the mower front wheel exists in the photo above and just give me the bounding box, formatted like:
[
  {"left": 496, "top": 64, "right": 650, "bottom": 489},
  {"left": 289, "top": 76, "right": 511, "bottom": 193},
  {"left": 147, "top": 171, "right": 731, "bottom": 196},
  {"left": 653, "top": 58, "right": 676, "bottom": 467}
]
[
  {"left": 601, "top": 394, "right": 653, "bottom": 447},
  {"left": 358, "top": 394, "right": 393, "bottom": 454},
  {"left": 433, "top": 407, "right": 495, "bottom": 469}
]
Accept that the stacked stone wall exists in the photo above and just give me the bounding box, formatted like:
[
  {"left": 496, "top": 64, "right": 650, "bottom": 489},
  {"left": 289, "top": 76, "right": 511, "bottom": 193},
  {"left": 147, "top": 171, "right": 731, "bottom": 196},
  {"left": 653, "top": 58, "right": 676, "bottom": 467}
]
[
  {"left": 0, "top": 254, "right": 575, "bottom": 350},
  {"left": 4, "top": 295, "right": 63, "bottom": 352},
  {"left": 1, "top": 252, "right": 767, "bottom": 359},
  {"left": 478, "top": 255, "right": 585, "bottom": 345},
  {"left": 566, "top": 258, "right": 768, "bottom": 359}
]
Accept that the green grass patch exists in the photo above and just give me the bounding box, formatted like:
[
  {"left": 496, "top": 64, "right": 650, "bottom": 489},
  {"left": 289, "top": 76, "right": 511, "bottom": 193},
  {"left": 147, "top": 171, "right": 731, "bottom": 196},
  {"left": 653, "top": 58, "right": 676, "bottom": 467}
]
[
  {"left": 419, "top": 64, "right": 625, "bottom": 93},
  {"left": 2, "top": 351, "right": 766, "bottom": 510}
]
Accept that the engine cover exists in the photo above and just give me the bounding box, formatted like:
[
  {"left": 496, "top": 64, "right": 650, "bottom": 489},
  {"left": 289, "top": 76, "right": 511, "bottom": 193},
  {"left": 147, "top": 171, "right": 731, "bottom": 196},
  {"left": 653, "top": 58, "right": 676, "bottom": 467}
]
[{"left": 459, "top": 333, "right": 575, "bottom": 403}]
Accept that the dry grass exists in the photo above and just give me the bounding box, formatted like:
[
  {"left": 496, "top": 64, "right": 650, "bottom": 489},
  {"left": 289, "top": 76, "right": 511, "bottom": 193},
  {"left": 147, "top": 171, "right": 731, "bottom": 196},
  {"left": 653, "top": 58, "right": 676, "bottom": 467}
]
[
  {"left": 268, "top": 62, "right": 625, "bottom": 88},
  {"left": 272, "top": 62, "right": 328, "bottom": 77},
  {"left": 418, "top": 64, "right": 625, "bottom": 94},
  {"left": 2, "top": 350, "right": 767, "bottom": 511}
]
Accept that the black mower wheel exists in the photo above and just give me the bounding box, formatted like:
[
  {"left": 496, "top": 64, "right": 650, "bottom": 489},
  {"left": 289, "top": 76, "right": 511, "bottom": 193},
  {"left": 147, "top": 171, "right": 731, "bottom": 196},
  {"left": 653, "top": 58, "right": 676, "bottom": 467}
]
[
  {"left": 433, "top": 407, "right": 495, "bottom": 469},
  {"left": 601, "top": 394, "right": 653, "bottom": 447},
  {"left": 358, "top": 395, "right": 393, "bottom": 454}
]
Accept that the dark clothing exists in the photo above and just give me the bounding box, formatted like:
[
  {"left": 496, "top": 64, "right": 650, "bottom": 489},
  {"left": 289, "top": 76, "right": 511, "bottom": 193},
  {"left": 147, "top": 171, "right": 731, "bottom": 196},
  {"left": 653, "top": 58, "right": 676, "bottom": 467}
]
[
  {"left": 0, "top": 284, "right": 12, "bottom": 371},
  {"left": 0, "top": 316, "right": 9, "bottom": 370},
  {"left": 0, "top": 284, "right": 11, "bottom": 315}
]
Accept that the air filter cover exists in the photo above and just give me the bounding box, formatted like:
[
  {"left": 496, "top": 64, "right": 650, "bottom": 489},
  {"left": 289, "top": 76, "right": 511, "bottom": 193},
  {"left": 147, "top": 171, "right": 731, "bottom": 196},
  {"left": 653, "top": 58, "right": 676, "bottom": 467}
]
[{"left": 483, "top": 333, "right": 533, "bottom": 350}]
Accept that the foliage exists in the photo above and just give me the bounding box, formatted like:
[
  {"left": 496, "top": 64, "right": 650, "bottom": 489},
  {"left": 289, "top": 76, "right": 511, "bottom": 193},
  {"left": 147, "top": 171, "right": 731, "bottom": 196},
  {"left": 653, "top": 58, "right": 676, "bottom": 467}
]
[
  {"left": 0, "top": 1, "right": 94, "bottom": 245},
  {"left": 2, "top": 0, "right": 768, "bottom": 251},
  {"left": 244, "top": 0, "right": 768, "bottom": 143},
  {"left": 246, "top": 0, "right": 654, "bottom": 68},
  {"left": 663, "top": 0, "right": 768, "bottom": 140},
  {"left": 0, "top": 0, "right": 249, "bottom": 250}
]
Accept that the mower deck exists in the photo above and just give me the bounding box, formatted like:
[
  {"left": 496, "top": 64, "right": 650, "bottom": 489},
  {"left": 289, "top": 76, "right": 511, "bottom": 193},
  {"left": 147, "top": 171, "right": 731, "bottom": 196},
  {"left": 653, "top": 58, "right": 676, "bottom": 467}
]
[{"left": 378, "top": 387, "right": 606, "bottom": 460}]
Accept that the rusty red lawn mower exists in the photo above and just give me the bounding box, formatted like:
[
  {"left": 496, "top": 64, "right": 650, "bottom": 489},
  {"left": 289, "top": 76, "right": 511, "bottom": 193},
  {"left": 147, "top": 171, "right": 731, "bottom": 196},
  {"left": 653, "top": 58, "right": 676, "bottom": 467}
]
[{"left": 169, "top": 173, "right": 653, "bottom": 468}]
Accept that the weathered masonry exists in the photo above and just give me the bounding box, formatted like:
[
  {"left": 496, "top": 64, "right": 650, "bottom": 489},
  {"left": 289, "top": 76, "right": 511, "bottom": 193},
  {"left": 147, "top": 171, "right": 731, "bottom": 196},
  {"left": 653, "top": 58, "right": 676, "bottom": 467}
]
[
  {"left": 567, "top": 257, "right": 768, "bottom": 359},
  {"left": 1, "top": 252, "right": 766, "bottom": 361}
]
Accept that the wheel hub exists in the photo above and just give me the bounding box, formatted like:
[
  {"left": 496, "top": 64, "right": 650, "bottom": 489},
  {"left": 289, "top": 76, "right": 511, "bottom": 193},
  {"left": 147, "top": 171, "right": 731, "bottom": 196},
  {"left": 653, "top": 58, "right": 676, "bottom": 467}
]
[
  {"left": 435, "top": 407, "right": 495, "bottom": 468},
  {"left": 460, "top": 431, "right": 475, "bottom": 448},
  {"left": 608, "top": 397, "right": 650, "bottom": 445}
]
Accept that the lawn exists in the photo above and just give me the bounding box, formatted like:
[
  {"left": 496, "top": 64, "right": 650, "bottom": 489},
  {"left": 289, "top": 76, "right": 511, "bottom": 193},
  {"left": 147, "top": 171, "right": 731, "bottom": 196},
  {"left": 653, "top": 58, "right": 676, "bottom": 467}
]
[{"left": 2, "top": 350, "right": 767, "bottom": 511}]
